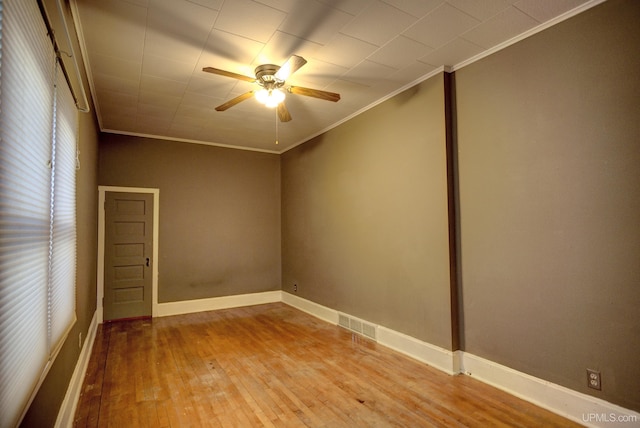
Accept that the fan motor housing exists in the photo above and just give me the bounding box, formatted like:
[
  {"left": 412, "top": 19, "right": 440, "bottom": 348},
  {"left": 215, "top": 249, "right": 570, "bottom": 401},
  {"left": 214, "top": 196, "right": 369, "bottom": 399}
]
[{"left": 255, "top": 64, "right": 284, "bottom": 88}]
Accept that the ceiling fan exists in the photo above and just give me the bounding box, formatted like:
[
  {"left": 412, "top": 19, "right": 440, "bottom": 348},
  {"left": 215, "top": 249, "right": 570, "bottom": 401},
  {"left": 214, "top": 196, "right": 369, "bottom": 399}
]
[{"left": 203, "top": 55, "right": 340, "bottom": 122}]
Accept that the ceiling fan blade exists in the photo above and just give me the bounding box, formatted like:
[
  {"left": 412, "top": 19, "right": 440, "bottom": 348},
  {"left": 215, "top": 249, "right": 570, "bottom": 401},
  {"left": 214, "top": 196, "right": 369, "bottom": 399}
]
[
  {"left": 275, "top": 55, "right": 307, "bottom": 81},
  {"left": 289, "top": 86, "right": 340, "bottom": 102},
  {"left": 203, "top": 67, "right": 255, "bottom": 83},
  {"left": 277, "top": 102, "right": 292, "bottom": 122},
  {"left": 215, "top": 92, "right": 254, "bottom": 111}
]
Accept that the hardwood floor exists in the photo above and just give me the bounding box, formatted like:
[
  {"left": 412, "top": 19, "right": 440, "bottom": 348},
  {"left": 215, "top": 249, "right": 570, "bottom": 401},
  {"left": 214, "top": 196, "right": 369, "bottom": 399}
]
[{"left": 73, "top": 303, "right": 581, "bottom": 427}]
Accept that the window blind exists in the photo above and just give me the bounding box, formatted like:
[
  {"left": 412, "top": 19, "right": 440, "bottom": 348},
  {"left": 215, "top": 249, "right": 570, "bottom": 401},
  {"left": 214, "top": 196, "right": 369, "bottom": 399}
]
[
  {"left": 0, "top": 0, "right": 78, "bottom": 426},
  {"left": 50, "top": 60, "right": 78, "bottom": 356}
]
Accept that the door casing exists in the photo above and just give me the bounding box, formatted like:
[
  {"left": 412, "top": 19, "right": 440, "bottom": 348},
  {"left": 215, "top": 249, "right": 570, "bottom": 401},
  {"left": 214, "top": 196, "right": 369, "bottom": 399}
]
[{"left": 97, "top": 186, "right": 159, "bottom": 323}]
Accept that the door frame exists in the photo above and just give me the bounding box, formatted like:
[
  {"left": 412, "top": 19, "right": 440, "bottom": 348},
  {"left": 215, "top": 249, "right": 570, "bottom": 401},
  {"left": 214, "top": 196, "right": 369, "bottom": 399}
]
[{"left": 97, "top": 186, "right": 160, "bottom": 323}]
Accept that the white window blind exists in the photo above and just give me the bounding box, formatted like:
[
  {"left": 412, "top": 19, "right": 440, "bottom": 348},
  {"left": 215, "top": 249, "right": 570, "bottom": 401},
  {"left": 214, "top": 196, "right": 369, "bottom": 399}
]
[
  {"left": 50, "top": 60, "right": 78, "bottom": 356},
  {"left": 0, "top": 0, "right": 78, "bottom": 426}
]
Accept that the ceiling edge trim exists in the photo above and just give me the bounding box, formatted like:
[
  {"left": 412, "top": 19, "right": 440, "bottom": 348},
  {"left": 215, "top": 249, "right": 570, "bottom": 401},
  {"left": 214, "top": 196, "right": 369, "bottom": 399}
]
[
  {"left": 101, "top": 129, "right": 281, "bottom": 154},
  {"left": 279, "top": 0, "right": 607, "bottom": 155},
  {"left": 80, "top": 0, "right": 606, "bottom": 156},
  {"left": 451, "top": 0, "right": 607, "bottom": 72},
  {"left": 69, "top": 0, "right": 103, "bottom": 130},
  {"left": 278, "top": 66, "right": 451, "bottom": 154}
]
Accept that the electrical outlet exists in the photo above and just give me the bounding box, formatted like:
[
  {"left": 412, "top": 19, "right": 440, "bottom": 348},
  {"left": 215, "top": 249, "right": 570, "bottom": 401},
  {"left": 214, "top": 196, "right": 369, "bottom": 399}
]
[
  {"left": 293, "top": 284, "right": 297, "bottom": 292},
  {"left": 587, "top": 369, "right": 601, "bottom": 390}
]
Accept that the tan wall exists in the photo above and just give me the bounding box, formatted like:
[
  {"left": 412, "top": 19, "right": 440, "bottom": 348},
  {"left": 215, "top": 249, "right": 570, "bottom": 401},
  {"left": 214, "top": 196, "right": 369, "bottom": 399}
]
[
  {"left": 98, "top": 136, "right": 282, "bottom": 302},
  {"left": 456, "top": 0, "right": 640, "bottom": 410},
  {"left": 282, "top": 74, "right": 454, "bottom": 349}
]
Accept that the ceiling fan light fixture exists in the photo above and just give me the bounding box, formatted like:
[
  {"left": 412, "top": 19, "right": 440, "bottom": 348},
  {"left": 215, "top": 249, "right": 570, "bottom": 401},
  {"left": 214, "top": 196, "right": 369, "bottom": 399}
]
[
  {"left": 205, "top": 55, "right": 340, "bottom": 119},
  {"left": 255, "top": 88, "right": 285, "bottom": 108}
]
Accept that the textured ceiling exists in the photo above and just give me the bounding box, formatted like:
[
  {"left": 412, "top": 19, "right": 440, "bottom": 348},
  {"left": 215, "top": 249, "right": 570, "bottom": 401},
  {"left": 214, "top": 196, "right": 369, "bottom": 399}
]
[{"left": 71, "top": 0, "right": 597, "bottom": 153}]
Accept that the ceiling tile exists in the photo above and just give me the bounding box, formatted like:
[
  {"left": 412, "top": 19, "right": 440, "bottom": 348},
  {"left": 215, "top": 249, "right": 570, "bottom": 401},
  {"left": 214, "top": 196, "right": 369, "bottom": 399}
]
[
  {"left": 138, "top": 88, "right": 182, "bottom": 108},
  {"left": 341, "top": 60, "right": 398, "bottom": 87},
  {"left": 144, "top": 28, "right": 207, "bottom": 65},
  {"left": 286, "top": 59, "right": 348, "bottom": 88},
  {"left": 121, "top": 0, "right": 149, "bottom": 7},
  {"left": 419, "top": 37, "right": 485, "bottom": 67},
  {"left": 324, "top": 79, "right": 370, "bottom": 106},
  {"left": 93, "top": 74, "right": 140, "bottom": 96},
  {"left": 140, "top": 75, "right": 187, "bottom": 97},
  {"left": 170, "top": 113, "right": 210, "bottom": 129},
  {"left": 312, "top": 34, "right": 379, "bottom": 69},
  {"left": 76, "top": 0, "right": 600, "bottom": 152},
  {"left": 78, "top": 0, "right": 147, "bottom": 62},
  {"left": 255, "top": 31, "right": 323, "bottom": 67},
  {"left": 96, "top": 90, "right": 138, "bottom": 109},
  {"left": 214, "top": 0, "right": 286, "bottom": 42},
  {"left": 142, "top": 55, "right": 196, "bottom": 83},
  {"left": 278, "top": 0, "right": 355, "bottom": 45},
  {"left": 101, "top": 113, "right": 137, "bottom": 132},
  {"left": 368, "top": 36, "right": 434, "bottom": 69},
  {"left": 185, "top": 76, "right": 237, "bottom": 99},
  {"left": 101, "top": 105, "right": 138, "bottom": 122},
  {"left": 341, "top": 0, "right": 417, "bottom": 46},
  {"left": 253, "top": 0, "right": 300, "bottom": 12},
  {"left": 387, "top": 61, "right": 438, "bottom": 84},
  {"left": 461, "top": 6, "right": 539, "bottom": 48},
  {"left": 148, "top": 0, "right": 218, "bottom": 37},
  {"left": 403, "top": 3, "right": 480, "bottom": 48},
  {"left": 175, "top": 102, "right": 218, "bottom": 120},
  {"left": 381, "top": 0, "right": 445, "bottom": 18},
  {"left": 89, "top": 53, "right": 141, "bottom": 82},
  {"left": 514, "top": 0, "right": 589, "bottom": 22},
  {"left": 197, "top": 29, "right": 266, "bottom": 76},
  {"left": 138, "top": 102, "right": 178, "bottom": 120},
  {"left": 317, "top": 0, "right": 371, "bottom": 15},
  {"left": 446, "top": 0, "right": 514, "bottom": 21},
  {"left": 135, "top": 116, "right": 171, "bottom": 134},
  {"left": 185, "top": 0, "right": 223, "bottom": 10},
  {"left": 165, "top": 124, "right": 206, "bottom": 142},
  {"left": 144, "top": 0, "right": 218, "bottom": 63}
]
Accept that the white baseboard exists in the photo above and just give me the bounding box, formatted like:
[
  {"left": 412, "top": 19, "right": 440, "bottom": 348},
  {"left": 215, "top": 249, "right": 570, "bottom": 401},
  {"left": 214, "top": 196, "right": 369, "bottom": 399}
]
[
  {"left": 281, "top": 292, "right": 458, "bottom": 374},
  {"left": 282, "top": 293, "right": 639, "bottom": 427},
  {"left": 462, "top": 353, "right": 640, "bottom": 428},
  {"left": 156, "top": 290, "right": 282, "bottom": 317},
  {"left": 377, "top": 326, "right": 459, "bottom": 375},
  {"left": 281, "top": 292, "right": 338, "bottom": 324},
  {"left": 55, "top": 311, "right": 99, "bottom": 428},
  {"left": 64, "top": 293, "right": 639, "bottom": 428}
]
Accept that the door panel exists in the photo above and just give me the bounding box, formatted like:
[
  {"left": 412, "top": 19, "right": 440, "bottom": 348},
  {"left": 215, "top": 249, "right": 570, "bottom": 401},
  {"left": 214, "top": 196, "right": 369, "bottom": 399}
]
[{"left": 104, "top": 192, "right": 153, "bottom": 321}]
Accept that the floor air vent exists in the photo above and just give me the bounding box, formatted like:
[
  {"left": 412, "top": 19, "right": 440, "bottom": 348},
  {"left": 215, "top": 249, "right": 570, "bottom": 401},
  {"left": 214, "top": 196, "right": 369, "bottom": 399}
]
[
  {"left": 337, "top": 313, "right": 377, "bottom": 341},
  {"left": 338, "top": 314, "right": 350, "bottom": 329}
]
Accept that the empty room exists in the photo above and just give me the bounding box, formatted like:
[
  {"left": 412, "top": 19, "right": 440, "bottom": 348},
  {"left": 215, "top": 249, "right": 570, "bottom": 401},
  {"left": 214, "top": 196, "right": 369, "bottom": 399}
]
[{"left": 1, "top": 0, "right": 639, "bottom": 427}]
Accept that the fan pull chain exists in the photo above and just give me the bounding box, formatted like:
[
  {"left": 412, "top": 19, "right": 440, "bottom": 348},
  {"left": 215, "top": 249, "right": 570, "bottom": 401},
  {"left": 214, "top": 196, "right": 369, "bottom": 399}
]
[{"left": 275, "top": 108, "right": 279, "bottom": 145}]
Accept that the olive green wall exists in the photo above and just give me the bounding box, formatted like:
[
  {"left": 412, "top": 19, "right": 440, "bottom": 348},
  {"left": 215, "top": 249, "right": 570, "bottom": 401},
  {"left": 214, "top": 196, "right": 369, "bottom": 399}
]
[
  {"left": 455, "top": 0, "right": 640, "bottom": 411},
  {"left": 98, "top": 136, "right": 281, "bottom": 302},
  {"left": 281, "top": 74, "right": 454, "bottom": 349}
]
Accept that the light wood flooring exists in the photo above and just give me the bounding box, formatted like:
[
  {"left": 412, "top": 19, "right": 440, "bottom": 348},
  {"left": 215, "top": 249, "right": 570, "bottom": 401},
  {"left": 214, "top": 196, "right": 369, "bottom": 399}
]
[{"left": 73, "top": 302, "right": 582, "bottom": 427}]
